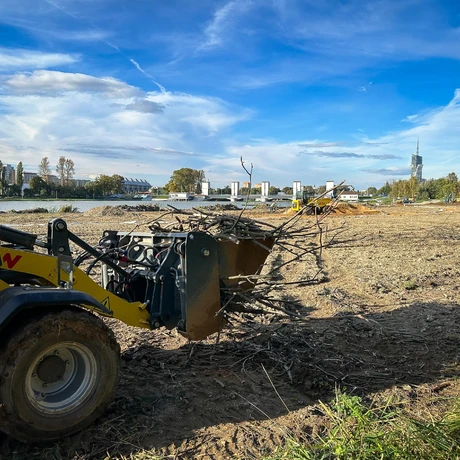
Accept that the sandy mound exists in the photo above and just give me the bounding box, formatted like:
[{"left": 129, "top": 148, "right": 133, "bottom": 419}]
[
  {"left": 333, "top": 202, "right": 380, "bottom": 215},
  {"left": 85, "top": 205, "right": 129, "bottom": 217}
]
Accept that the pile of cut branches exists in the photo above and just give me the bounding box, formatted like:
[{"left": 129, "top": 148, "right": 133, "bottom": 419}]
[
  {"left": 144, "top": 192, "right": 350, "bottom": 323},
  {"left": 146, "top": 158, "right": 352, "bottom": 322}
]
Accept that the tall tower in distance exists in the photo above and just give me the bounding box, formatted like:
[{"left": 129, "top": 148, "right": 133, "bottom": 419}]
[{"left": 411, "top": 138, "right": 423, "bottom": 181}]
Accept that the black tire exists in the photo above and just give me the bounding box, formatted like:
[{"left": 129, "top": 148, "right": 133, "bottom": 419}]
[{"left": 0, "top": 308, "right": 120, "bottom": 443}]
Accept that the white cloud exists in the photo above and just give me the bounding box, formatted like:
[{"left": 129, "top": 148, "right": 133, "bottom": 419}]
[
  {"left": 204, "top": 89, "right": 460, "bottom": 188},
  {"left": 0, "top": 48, "right": 78, "bottom": 71},
  {"left": 0, "top": 70, "right": 250, "bottom": 182},
  {"left": 2, "top": 70, "right": 142, "bottom": 97},
  {"left": 1, "top": 67, "right": 459, "bottom": 189},
  {"left": 200, "top": 0, "right": 253, "bottom": 50},
  {"left": 49, "top": 29, "right": 112, "bottom": 42},
  {"left": 273, "top": 0, "right": 460, "bottom": 60},
  {"left": 228, "top": 2, "right": 460, "bottom": 89}
]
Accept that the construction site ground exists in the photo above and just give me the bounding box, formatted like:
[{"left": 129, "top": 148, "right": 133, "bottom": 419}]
[{"left": 1, "top": 202, "right": 460, "bottom": 459}]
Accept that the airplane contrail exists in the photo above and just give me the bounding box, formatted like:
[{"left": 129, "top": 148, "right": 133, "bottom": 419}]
[{"left": 44, "top": 0, "right": 166, "bottom": 93}]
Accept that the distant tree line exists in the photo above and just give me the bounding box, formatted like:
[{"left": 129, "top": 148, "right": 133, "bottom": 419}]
[
  {"left": 376, "top": 172, "right": 460, "bottom": 201},
  {"left": 28, "top": 156, "right": 80, "bottom": 198},
  {"left": 3, "top": 159, "right": 459, "bottom": 202}
]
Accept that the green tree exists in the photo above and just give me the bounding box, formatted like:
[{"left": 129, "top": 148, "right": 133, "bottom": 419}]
[
  {"left": 315, "top": 185, "right": 326, "bottom": 195},
  {"left": 282, "top": 186, "right": 293, "bottom": 194},
  {"left": 445, "top": 172, "right": 460, "bottom": 198},
  {"left": 38, "top": 157, "right": 52, "bottom": 182},
  {"left": 89, "top": 174, "right": 124, "bottom": 196},
  {"left": 269, "top": 186, "right": 280, "bottom": 195},
  {"left": 390, "top": 180, "right": 408, "bottom": 199},
  {"left": 0, "top": 160, "right": 3, "bottom": 196},
  {"left": 377, "top": 182, "right": 392, "bottom": 196},
  {"left": 417, "top": 179, "right": 437, "bottom": 200},
  {"left": 367, "top": 187, "right": 378, "bottom": 196},
  {"left": 407, "top": 176, "right": 419, "bottom": 200},
  {"left": 9, "top": 184, "right": 21, "bottom": 196},
  {"left": 85, "top": 181, "right": 102, "bottom": 198},
  {"left": 16, "top": 161, "right": 24, "bottom": 189},
  {"left": 29, "top": 176, "right": 48, "bottom": 195},
  {"left": 0, "top": 164, "right": 6, "bottom": 197},
  {"left": 165, "top": 168, "right": 205, "bottom": 193},
  {"left": 64, "top": 158, "right": 75, "bottom": 185},
  {"left": 56, "top": 156, "right": 66, "bottom": 185}
]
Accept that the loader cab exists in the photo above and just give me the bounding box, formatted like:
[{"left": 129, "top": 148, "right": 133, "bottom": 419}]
[
  {"left": 292, "top": 190, "right": 314, "bottom": 211},
  {"left": 297, "top": 190, "right": 315, "bottom": 202}
]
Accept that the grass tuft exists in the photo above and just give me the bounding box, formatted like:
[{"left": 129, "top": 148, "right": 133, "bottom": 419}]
[
  {"left": 57, "top": 204, "right": 79, "bottom": 213},
  {"left": 265, "top": 389, "right": 460, "bottom": 459}
]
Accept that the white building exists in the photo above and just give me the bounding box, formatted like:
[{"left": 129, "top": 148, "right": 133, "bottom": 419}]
[
  {"left": 325, "top": 181, "right": 335, "bottom": 198},
  {"left": 339, "top": 190, "right": 359, "bottom": 202},
  {"left": 231, "top": 181, "right": 240, "bottom": 200},
  {"left": 293, "top": 181, "right": 302, "bottom": 199},
  {"left": 261, "top": 181, "right": 270, "bottom": 197},
  {"left": 201, "top": 181, "right": 210, "bottom": 196}
]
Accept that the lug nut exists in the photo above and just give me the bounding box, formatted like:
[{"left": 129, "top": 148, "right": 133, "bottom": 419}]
[
  {"left": 54, "top": 350, "right": 59, "bottom": 356},
  {"left": 202, "top": 248, "right": 210, "bottom": 257}
]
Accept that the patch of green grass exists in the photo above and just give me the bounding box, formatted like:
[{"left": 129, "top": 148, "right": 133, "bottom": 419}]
[
  {"left": 265, "top": 390, "right": 460, "bottom": 459},
  {"left": 57, "top": 204, "right": 79, "bottom": 213},
  {"left": 403, "top": 280, "right": 419, "bottom": 290}
]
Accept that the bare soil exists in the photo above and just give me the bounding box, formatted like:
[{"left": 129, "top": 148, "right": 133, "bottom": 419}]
[{"left": 1, "top": 203, "right": 460, "bottom": 459}]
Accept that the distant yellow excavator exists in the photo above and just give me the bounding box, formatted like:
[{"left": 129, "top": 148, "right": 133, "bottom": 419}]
[{"left": 292, "top": 190, "right": 333, "bottom": 214}]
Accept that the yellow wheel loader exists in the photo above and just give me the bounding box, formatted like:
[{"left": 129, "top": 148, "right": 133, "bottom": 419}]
[
  {"left": 0, "top": 218, "right": 273, "bottom": 443},
  {"left": 292, "top": 190, "right": 332, "bottom": 214}
]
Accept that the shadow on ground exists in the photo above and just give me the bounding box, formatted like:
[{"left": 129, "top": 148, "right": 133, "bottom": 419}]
[{"left": 1, "top": 300, "right": 460, "bottom": 459}]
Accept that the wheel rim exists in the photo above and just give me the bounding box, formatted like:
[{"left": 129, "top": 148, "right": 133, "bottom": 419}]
[{"left": 25, "top": 342, "right": 98, "bottom": 415}]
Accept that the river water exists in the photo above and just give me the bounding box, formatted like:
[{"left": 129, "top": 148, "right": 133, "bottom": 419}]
[{"left": 0, "top": 199, "right": 288, "bottom": 213}]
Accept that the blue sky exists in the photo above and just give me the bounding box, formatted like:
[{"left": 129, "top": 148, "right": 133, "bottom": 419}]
[{"left": 0, "top": 0, "right": 460, "bottom": 189}]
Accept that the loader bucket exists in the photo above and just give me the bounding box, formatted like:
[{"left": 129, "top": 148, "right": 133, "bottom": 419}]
[
  {"left": 217, "top": 237, "right": 275, "bottom": 290},
  {"left": 182, "top": 235, "right": 275, "bottom": 340}
]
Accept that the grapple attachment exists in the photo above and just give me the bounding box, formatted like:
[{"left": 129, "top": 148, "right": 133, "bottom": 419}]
[{"left": 100, "top": 230, "right": 274, "bottom": 340}]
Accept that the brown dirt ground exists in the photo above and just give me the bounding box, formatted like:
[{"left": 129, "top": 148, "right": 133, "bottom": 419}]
[{"left": 1, "top": 203, "right": 460, "bottom": 459}]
